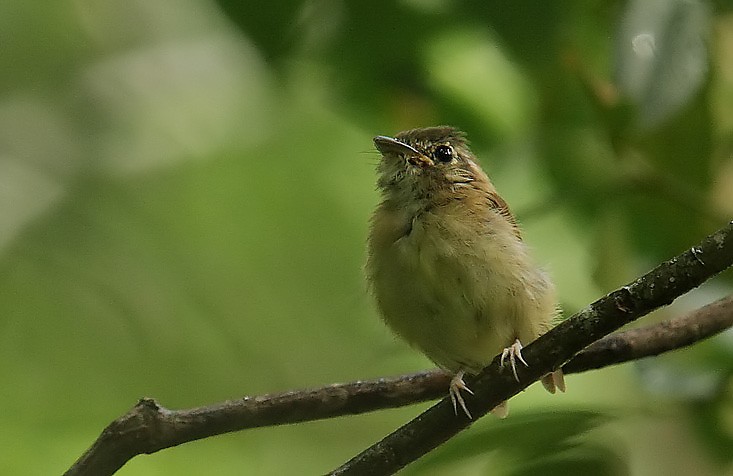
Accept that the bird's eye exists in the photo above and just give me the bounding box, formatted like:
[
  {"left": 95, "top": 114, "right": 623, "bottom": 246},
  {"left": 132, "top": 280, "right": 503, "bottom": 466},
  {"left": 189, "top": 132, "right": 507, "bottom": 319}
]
[{"left": 433, "top": 145, "right": 454, "bottom": 163}]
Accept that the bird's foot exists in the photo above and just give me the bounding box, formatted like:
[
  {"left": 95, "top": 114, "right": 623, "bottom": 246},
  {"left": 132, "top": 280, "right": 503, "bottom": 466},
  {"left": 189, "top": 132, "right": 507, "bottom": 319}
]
[
  {"left": 491, "top": 400, "right": 509, "bottom": 419},
  {"left": 449, "top": 370, "right": 474, "bottom": 419},
  {"left": 500, "top": 338, "right": 528, "bottom": 381},
  {"left": 541, "top": 369, "right": 566, "bottom": 394}
]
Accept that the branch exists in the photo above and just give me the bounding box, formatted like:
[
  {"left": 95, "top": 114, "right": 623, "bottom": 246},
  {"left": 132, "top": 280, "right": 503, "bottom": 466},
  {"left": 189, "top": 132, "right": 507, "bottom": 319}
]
[
  {"left": 563, "top": 293, "right": 733, "bottom": 374},
  {"left": 329, "top": 222, "right": 733, "bottom": 475},
  {"left": 64, "top": 294, "right": 733, "bottom": 476},
  {"left": 64, "top": 222, "right": 733, "bottom": 476}
]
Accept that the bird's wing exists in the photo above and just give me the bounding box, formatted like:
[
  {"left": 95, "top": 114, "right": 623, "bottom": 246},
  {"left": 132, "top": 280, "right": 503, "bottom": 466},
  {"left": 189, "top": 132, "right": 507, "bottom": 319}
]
[{"left": 485, "top": 191, "right": 522, "bottom": 240}]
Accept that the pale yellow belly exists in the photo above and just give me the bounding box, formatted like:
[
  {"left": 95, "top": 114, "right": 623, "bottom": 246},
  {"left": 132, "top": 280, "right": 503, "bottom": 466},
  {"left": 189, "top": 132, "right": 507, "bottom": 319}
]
[{"left": 368, "top": 217, "right": 555, "bottom": 374}]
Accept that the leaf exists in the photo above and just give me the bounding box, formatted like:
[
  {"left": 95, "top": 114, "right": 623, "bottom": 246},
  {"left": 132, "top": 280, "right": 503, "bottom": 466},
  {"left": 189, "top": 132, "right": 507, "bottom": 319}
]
[
  {"left": 509, "top": 444, "right": 628, "bottom": 476},
  {"left": 404, "top": 409, "right": 615, "bottom": 475}
]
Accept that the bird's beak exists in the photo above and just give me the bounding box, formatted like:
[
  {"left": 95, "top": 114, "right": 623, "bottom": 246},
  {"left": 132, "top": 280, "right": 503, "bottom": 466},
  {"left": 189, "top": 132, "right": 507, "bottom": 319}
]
[{"left": 373, "top": 136, "right": 433, "bottom": 167}]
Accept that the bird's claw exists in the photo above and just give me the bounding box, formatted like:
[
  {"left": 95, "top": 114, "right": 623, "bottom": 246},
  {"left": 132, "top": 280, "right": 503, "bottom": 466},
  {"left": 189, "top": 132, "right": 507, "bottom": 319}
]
[
  {"left": 449, "top": 371, "right": 474, "bottom": 419},
  {"left": 500, "top": 339, "right": 528, "bottom": 381}
]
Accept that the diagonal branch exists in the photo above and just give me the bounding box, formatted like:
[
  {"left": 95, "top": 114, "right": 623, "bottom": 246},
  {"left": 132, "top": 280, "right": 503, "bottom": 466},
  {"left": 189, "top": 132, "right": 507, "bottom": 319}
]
[
  {"left": 328, "top": 222, "right": 733, "bottom": 475},
  {"left": 563, "top": 293, "right": 733, "bottom": 374},
  {"left": 64, "top": 222, "right": 733, "bottom": 476}
]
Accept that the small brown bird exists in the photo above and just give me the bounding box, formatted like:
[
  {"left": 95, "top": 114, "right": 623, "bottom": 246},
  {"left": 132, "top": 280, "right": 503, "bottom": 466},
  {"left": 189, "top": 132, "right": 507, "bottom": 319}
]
[{"left": 366, "top": 126, "right": 564, "bottom": 418}]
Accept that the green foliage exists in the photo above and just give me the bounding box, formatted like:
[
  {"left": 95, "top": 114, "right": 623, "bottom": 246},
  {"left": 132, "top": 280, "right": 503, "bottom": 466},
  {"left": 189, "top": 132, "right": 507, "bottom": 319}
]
[
  {"left": 0, "top": 0, "right": 732, "bottom": 474},
  {"left": 404, "top": 410, "right": 626, "bottom": 476}
]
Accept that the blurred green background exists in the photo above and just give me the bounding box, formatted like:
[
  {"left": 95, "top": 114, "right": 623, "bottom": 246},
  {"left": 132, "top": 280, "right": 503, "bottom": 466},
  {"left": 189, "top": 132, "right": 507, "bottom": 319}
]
[{"left": 1, "top": 0, "right": 732, "bottom": 474}]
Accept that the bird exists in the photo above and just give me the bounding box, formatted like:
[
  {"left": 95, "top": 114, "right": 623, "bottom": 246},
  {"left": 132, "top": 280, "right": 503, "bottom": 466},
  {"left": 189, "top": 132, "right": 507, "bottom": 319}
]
[{"left": 365, "top": 126, "right": 564, "bottom": 418}]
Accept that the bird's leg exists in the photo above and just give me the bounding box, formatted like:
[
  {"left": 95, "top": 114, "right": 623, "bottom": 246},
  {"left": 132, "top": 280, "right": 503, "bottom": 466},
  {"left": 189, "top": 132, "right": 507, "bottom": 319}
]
[
  {"left": 449, "top": 370, "right": 474, "bottom": 419},
  {"left": 500, "top": 338, "right": 528, "bottom": 381}
]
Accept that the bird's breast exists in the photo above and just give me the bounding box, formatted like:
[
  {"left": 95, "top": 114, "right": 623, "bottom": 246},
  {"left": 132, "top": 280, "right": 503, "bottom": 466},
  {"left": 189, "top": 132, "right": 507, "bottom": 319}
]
[{"left": 366, "top": 202, "right": 554, "bottom": 372}]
